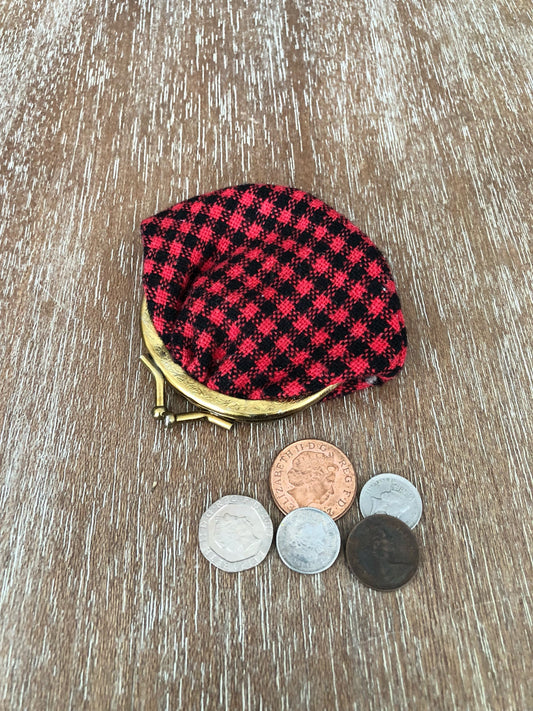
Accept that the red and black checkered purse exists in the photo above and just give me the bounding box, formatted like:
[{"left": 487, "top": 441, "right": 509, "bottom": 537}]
[{"left": 140, "top": 184, "right": 407, "bottom": 429}]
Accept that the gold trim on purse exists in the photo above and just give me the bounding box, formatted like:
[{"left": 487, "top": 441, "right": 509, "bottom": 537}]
[{"left": 140, "top": 299, "right": 337, "bottom": 430}]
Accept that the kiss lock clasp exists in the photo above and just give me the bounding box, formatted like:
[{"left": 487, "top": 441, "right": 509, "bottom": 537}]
[{"left": 140, "top": 299, "right": 337, "bottom": 430}]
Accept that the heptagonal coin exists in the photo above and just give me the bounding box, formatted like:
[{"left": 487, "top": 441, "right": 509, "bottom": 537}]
[{"left": 199, "top": 495, "right": 273, "bottom": 572}]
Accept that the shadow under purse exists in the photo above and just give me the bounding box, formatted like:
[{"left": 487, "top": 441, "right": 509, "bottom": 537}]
[{"left": 140, "top": 184, "right": 407, "bottom": 430}]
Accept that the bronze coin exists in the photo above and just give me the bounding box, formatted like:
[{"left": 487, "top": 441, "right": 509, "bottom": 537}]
[
  {"left": 269, "top": 439, "right": 357, "bottom": 520},
  {"left": 346, "top": 514, "right": 419, "bottom": 590}
]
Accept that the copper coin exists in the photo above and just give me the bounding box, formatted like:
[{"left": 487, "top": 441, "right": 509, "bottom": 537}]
[
  {"left": 269, "top": 439, "right": 357, "bottom": 520},
  {"left": 346, "top": 514, "right": 419, "bottom": 590}
]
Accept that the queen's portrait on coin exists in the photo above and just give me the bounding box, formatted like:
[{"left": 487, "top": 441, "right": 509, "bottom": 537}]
[
  {"left": 286, "top": 452, "right": 338, "bottom": 507},
  {"left": 213, "top": 513, "right": 260, "bottom": 558},
  {"left": 369, "top": 488, "right": 410, "bottom": 519}
]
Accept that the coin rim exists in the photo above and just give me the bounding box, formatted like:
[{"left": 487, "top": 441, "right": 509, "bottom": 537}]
[
  {"left": 275, "top": 506, "right": 341, "bottom": 574},
  {"left": 345, "top": 513, "right": 420, "bottom": 591},
  {"left": 198, "top": 494, "right": 273, "bottom": 572},
  {"left": 269, "top": 439, "right": 357, "bottom": 520},
  {"left": 359, "top": 472, "right": 423, "bottom": 528}
]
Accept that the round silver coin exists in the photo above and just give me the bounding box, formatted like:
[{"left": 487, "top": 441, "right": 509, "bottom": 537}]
[
  {"left": 198, "top": 495, "right": 273, "bottom": 572},
  {"left": 276, "top": 507, "right": 341, "bottom": 574},
  {"left": 359, "top": 473, "right": 423, "bottom": 528}
]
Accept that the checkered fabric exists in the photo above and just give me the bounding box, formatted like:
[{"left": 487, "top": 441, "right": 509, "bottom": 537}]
[{"left": 141, "top": 184, "right": 407, "bottom": 401}]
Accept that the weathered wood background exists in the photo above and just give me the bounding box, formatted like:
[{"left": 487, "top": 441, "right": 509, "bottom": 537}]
[{"left": 0, "top": 0, "right": 531, "bottom": 709}]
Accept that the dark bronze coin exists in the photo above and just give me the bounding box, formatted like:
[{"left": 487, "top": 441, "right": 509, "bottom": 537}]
[{"left": 346, "top": 514, "right": 419, "bottom": 590}]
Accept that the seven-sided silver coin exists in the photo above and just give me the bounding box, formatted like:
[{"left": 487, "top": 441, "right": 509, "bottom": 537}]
[
  {"left": 359, "top": 473, "right": 423, "bottom": 528},
  {"left": 276, "top": 507, "right": 341, "bottom": 574},
  {"left": 199, "top": 495, "right": 273, "bottom": 572}
]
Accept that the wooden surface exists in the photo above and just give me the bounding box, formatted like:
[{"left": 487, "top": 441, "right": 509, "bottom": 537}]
[{"left": 0, "top": 1, "right": 532, "bottom": 709}]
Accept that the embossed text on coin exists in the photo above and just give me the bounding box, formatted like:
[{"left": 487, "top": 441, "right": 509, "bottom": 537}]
[{"left": 269, "top": 439, "right": 356, "bottom": 519}]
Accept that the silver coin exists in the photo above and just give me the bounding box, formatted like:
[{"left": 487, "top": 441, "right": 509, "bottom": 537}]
[
  {"left": 359, "top": 473, "right": 423, "bottom": 528},
  {"left": 276, "top": 507, "right": 341, "bottom": 574},
  {"left": 198, "top": 495, "right": 273, "bottom": 572}
]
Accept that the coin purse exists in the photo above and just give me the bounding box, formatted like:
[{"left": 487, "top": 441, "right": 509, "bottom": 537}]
[{"left": 140, "top": 184, "right": 407, "bottom": 429}]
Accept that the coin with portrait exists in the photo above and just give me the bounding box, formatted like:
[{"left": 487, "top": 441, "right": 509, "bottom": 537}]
[
  {"left": 359, "top": 472, "right": 422, "bottom": 528},
  {"left": 269, "top": 439, "right": 356, "bottom": 520},
  {"left": 276, "top": 507, "right": 341, "bottom": 574},
  {"left": 346, "top": 514, "right": 419, "bottom": 590},
  {"left": 198, "top": 495, "right": 273, "bottom": 572}
]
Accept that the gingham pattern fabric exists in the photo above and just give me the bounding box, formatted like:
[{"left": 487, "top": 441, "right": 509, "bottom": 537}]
[{"left": 141, "top": 184, "right": 407, "bottom": 400}]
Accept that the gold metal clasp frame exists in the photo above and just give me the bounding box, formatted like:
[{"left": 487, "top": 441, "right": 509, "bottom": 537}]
[{"left": 140, "top": 299, "right": 337, "bottom": 430}]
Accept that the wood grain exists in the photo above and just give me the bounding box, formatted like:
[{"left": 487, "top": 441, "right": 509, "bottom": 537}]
[{"left": 0, "top": 0, "right": 531, "bottom": 709}]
